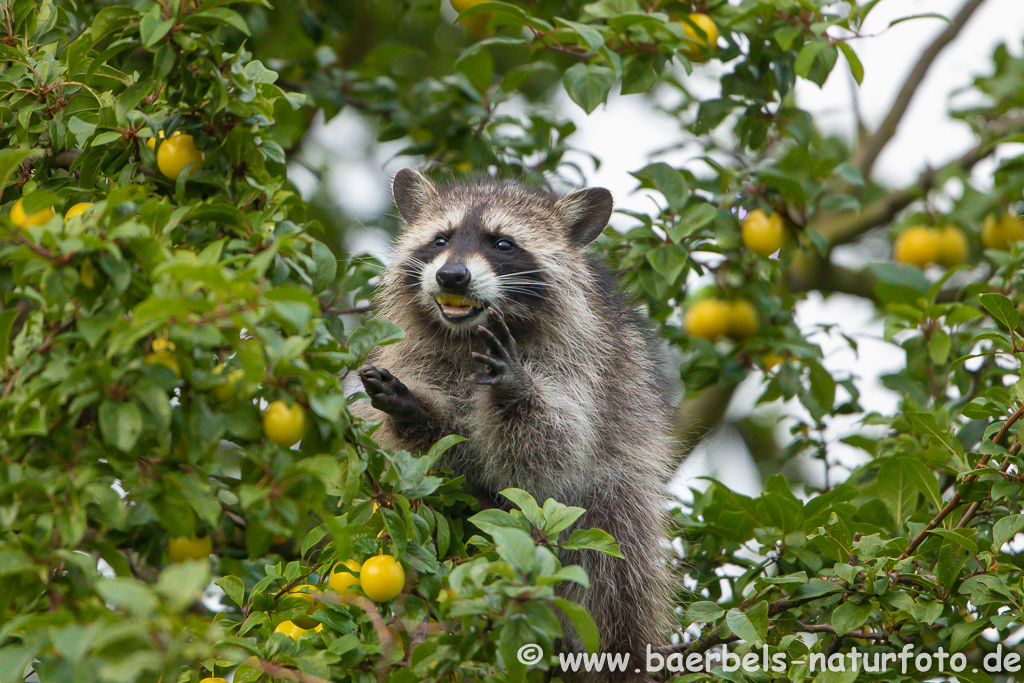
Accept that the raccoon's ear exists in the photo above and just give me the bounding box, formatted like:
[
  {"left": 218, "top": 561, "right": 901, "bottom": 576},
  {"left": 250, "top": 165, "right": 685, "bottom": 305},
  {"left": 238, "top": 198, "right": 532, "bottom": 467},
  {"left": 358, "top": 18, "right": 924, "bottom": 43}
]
[
  {"left": 393, "top": 169, "right": 437, "bottom": 223},
  {"left": 559, "top": 187, "right": 613, "bottom": 246}
]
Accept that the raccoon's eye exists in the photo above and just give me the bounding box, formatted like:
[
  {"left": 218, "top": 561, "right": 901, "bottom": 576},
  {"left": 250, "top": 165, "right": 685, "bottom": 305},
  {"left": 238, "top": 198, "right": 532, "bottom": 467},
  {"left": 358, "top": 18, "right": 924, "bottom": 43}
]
[
  {"left": 493, "top": 238, "right": 515, "bottom": 252},
  {"left": 433, "top": 235, "right": 449, "bottom": 247}
]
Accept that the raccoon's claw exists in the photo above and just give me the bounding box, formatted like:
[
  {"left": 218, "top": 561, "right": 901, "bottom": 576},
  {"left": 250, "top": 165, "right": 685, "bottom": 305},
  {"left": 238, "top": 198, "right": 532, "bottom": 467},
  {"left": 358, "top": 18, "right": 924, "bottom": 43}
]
[
  {"left": 484, "top": 308, "right": 517, "bottom": 355},
  {"left": 469, "top": 352, "right": 508, "bottom": 385},
  {"left": 471, "top": 309, "right": 526, "bottom": 394},
  {"left": 359, "top": 366, "right": 428, "bottom": 423}
]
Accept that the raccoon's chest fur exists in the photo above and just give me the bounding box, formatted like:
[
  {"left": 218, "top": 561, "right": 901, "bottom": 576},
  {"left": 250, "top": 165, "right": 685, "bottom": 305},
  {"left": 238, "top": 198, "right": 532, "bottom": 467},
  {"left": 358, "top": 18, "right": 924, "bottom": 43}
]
[{"left": 389, "top": 335, "right": 602, "bottom": 498}]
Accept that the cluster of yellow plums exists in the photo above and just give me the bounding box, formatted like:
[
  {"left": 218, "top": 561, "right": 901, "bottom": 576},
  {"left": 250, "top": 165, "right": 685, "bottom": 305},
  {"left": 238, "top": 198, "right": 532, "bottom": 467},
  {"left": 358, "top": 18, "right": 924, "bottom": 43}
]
[
  {"left": 192, "top": 552, "right": 407, "bottom": 678},
  {"left": 7, "top": 129, "right": 202, "bottom": 232},
  {"left": 170, "top": 531, "right": 406, "bottom": 645},
  {"left": 893, "top": 213, "right": 1023, "bottom": 269},
  {"left": 142, "top": 336, "right": 309, "bottom": 446},
  {"left": 684, "top": 297, "right": 759, "bottom": 342},
  {"left": 8, "top": 197, "right": 94, "bottom": 230},
  {"left": 272, "top": 555, "right": 406, "bottom": 639},
  {"left": 682, "top": 209, "right": 784, "bottom": 341}
]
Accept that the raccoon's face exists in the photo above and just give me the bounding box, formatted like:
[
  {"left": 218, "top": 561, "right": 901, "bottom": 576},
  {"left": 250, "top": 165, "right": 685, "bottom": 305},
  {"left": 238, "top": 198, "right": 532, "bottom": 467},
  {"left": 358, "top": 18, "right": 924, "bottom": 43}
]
[
  {"left": 387, "top": 169, "right": 613, "bottom": 334},
  {"left": 407, "top": 217, "right": 548, "bottom": 331}
]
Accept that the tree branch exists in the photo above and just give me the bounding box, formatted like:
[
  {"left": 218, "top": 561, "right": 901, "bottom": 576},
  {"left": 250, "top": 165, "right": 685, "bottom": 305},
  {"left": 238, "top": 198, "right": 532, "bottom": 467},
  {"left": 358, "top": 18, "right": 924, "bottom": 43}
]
[
  {"left": 815, "top": 112, "right": 1024, "bottom": 248},
  {"left": 657, "top": 594, "right": 825, "bottom": 655},
  {"left": 796, "top": 622, "right": 891, "bottom": 641},
  {"left": 852, "top": 0, "right": 988, "bottom": 177},
  {"left": 671, "top": 380, "right": 739, "bottom": 469},
  {"left": 252, "top": 660, "right": 333, "bottom": 683},
  {"left": 901, "top": 402, "right": 1024, "bottom": 558},
  {"left": 954, "top": 438, "right": 1021, "bottom": 530}
]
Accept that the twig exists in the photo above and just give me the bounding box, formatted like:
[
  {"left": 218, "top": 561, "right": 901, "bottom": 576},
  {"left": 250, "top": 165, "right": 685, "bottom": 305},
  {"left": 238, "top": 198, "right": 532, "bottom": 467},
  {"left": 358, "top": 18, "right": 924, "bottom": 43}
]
[
  {"left": 657, "top": 594, "right": 825, "bottom": 655},
  {"left": 901, "top": 402, "right": 1024, "bottom": 558},
  {"left": 954, "top": 438, "right": 1021, "bottom": 530},
  {"left": 252, "top": 660, "right": 333, "bottom": 683},
  {"left": 321, "top": 592, "right": 395, "bottom": 681},
  {"left": 797, "top": 622, "right": 891, "bottom": 641},
  {"left": 812, "top": 113, "right": 1024, "bottom": 248},
  {"left": 322, "top": 303, "right": 373, "bottom": 316},
  {"left": 852, "top": 0, "right": 988, "bottom": 177},
  {"left": 671, "top": 380, "right": 739, "bottom": 468}
]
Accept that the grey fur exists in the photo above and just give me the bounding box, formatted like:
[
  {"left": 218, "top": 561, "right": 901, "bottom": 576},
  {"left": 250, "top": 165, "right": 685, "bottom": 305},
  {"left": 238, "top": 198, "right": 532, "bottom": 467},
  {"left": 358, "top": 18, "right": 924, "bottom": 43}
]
[{"left": 354, "top": 170, "right": 675, "bottom": 682}]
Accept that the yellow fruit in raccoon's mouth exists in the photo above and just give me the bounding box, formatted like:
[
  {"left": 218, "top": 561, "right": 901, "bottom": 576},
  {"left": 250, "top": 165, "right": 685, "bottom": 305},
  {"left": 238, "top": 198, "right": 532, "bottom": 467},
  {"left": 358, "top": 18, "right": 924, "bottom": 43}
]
[{"left": 435, "top": 292, "right": 483, "bottom": 319}]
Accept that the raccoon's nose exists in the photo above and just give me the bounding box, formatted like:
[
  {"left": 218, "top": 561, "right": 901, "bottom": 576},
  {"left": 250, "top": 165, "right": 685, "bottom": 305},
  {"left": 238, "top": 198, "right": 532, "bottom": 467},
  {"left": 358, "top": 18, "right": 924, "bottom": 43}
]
[{"left": 436, "top": 263, "right": 471, "bottom": 291}]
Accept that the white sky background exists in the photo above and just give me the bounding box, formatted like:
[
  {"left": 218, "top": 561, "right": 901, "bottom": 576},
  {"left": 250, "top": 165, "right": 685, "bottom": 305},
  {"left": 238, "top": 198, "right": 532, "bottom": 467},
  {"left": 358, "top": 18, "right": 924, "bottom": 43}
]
[{"left": 290, "top": 0, "right": 1024, "bottom": 498}]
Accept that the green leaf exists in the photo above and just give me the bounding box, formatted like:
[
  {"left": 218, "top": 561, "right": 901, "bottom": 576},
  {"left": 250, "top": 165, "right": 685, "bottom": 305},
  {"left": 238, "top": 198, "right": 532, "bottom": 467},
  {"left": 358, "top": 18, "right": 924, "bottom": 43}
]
[
  {"left": 631, "top": 162, "right": 688, "bottom": 210},
  {"left": 0, "top": 309, "right": 18, "bottom": 363},
  {"left": 647, "top": 244, "right": 686, "bottom": 281},
  {"left": 806, "top": 359, "right": 836, "bottom": 415},
  {"left": 469, "top": 508, "right": 525, "bottom": 536},
  {"left": 216, "top": 575, "right": 246, "bottom": 609},
  {"left": 774, "top": 25, "right": 802, "bottom": 50},
  {"left": 693, "top": 98, "right": 735, "bottom": 135},
  {"left": 680, "top": 203, "right": 717, "bottom": 234},
  {"left": 869, "top": 262, "right": 930, "bottom": 296},
  {"left": 837, "top": 41, "right": 863, "bottom": 84},
  {"left": 198, "top": 7, "right": 252, "bottom": 36},
  {"left": 927, "top": 528, "right": 979, "bottom": 554},
  {"left": 455, "top": 48, "right": 494, "bottom": 96},
  {"left": 562, "top": 528, "right": 621, "bottom": 556},
  {"left": 993, "top": 514, "right": 1024, "bottom": 549},
  {"left": 794, "top": 41, "right": 825, "bottom": 78},
  {"left": 686, "top": 601, "right": 724, "bottom": 623},
  {"left": 895, "top": 455, "right": 942, "bottom": 511},
  {"left": 156, "top": 561, "right": 210, "bottom": 611},
  {"left": 979, "top": 292, "right": 1021, "bottom": 331},
  {"left": 0, "top": 148, "right": 42, "bottom": 190},
  {"left": 540, "top": 498, "right": 586, "bottom": 537},
  {"left": 98, "top": 400, "right": 144, "bottom": 452},
  {"left": 875, "top": 458, "right": 919, "bottom": 529},
  {"left": 554, "top": 18, "right": 605, "bottom": 51},
  {"left": 831, "top": 599, "right": 872, "bottom": 635},
  {"left": 936, "top": 541, "right": 968, "bottom": 589},
  {"left": 888, "top": 12, "right": 952, "bottom": 28},
  {"left": 140, "top": 15, "right": 173, "bottom": 48},
  {"left": 620, "top": 58, "right": 657, "bottom": 96},
  {"left": 490, "top": 527, "right": 537, "bottom": 573},
  {"left": 96, "top": 577, "right": 157, "bottom": 617},
  {"left": 562, "top": 63, "right": 615, "bottom": 114},
  {"left": 928, "top": 329, "right": 951, "bottom": 365},
  {"left": 499, "top": 488, "right": 542, "bottom": 525},
  {"left": 498, "top": 619, "right": 532, "bottom": 682},
  {"left": 346, "top": 319, "right": 405, "bottom": 364},
  {"left": 0, "top": 548, "right": 36, "bottom": 578},
  {"left": 425, "top": 434, "right": 466, "bottom": 465},
  {"left": 725, "top": 607, "right": 763, "bottom": 645},
  {"left": 553, "top": 597, "right": 600, "bottom": 653}
]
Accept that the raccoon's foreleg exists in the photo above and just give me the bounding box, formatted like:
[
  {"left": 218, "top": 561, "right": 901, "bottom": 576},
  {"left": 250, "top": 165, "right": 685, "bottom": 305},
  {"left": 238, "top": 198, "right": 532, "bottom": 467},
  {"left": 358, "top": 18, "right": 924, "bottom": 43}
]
[
  {"left": 469, "top": 308, "right": 531, "bottom": 403},
  {"left": 358, "top": 366, "right": 429, "bottom": 423},
  {"left": 357, "top": 365, "right": 456, "bottom": 450}
]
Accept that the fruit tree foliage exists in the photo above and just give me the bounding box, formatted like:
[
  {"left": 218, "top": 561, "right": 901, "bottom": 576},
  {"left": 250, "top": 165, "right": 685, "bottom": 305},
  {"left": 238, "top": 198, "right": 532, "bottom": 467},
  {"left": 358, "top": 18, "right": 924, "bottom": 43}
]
[{"left": 2, "top": 1, "right": 1024, "bottom": 682}]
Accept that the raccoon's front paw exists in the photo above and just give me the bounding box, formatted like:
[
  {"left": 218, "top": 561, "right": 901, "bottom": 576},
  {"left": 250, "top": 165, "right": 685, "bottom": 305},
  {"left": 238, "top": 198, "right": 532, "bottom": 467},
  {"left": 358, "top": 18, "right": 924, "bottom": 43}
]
[
  {"left": 359, "top": 366, "right": 428, "bottom": 423},
  {"left": 470, "top": 309, "right": 529, "bottom": 398}
]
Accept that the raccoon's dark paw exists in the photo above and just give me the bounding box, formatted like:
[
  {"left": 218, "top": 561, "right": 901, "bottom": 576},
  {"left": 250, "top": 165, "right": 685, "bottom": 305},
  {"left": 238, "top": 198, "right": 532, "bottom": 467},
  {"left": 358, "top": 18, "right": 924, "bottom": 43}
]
[
  {"left": 358, "top": 366, "right": 428, "bottom": 423},
  {"left": 470, "top": 309, "right": 528, "bottom": 396}
]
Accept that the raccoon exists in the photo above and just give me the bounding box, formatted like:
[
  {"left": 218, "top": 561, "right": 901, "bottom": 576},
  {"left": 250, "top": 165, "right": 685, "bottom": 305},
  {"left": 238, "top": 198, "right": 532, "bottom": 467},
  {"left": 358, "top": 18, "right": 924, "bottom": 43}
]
[{"left": 353, "top": 169, "right": 675, "bottom": 681}]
